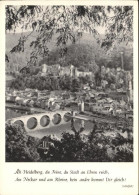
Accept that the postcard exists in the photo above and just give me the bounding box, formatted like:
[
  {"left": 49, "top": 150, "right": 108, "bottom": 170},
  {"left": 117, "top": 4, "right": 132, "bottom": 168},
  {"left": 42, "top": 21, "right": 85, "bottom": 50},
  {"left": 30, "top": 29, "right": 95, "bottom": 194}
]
[{"left": 0, "top": 0, "right": 138, "bottom": 195}]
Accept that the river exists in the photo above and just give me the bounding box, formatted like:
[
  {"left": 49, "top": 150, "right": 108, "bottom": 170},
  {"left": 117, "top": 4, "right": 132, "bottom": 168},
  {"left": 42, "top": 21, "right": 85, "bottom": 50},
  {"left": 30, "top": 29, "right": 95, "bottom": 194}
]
[{"left": 6, "top": 108, "right": 94, "bottom": 139}]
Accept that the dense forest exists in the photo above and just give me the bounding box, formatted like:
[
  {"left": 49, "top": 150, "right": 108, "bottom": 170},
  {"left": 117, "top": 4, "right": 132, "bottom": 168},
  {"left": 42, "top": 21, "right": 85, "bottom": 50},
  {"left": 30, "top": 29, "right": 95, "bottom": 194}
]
[{"left": 10, "top": 74, "right": 82, "bottom": 92}]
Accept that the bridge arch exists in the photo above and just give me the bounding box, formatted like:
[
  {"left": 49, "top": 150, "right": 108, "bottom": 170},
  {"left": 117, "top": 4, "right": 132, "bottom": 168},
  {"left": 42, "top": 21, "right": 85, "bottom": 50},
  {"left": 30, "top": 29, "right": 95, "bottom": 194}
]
[
  {"left": 27, "top": 117, "right": 37, "bottom": 130},
  {"left": 40, "top": 115, "right": 50, "bottom": 127},
  {"left": 8, "top": 110, "right": 73, "bottom": 132},
  {"left": 14, "top": 120, "right": 24, "bottom": 127},
  {"left": 52, "top": 113, "right": 61, "bottom": 125},
  {"left": 63, "top": 112, "right": 72, "bottom": 122}
]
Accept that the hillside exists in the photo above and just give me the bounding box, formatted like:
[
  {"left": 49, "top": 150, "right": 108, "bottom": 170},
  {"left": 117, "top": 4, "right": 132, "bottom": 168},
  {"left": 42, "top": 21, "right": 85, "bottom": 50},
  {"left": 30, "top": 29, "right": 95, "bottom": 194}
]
[
  {"left": 6, "top": 31, "right": 57, "bottom": 53},
  {"left": 6, "top": 31, "right": 103, "bottom": 70},
  {"left": 6, "top": 31, "right": 103, "bottom": 52},
  {"left": 6, "top": 31, "right": 133, "bottom": 71}
]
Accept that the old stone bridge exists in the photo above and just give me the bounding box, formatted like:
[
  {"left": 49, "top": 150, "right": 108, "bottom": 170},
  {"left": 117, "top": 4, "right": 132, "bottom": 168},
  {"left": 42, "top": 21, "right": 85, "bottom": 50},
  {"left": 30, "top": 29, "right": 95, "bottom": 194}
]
[
  {"left": 7, "top": 110, "right": 74, "bottom": 132},
  {"left": 7, "top": 108, "right": 120, "bottom": 133}
]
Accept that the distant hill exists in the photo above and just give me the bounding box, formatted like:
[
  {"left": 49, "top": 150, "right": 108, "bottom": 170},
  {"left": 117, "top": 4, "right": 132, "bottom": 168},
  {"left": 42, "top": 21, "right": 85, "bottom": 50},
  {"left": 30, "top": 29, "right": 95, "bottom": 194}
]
[
  {"left": 6, "top": 31, "right": 57, "bottom": 70},
  {"left": 6, "top": 31, "right": 103, "bottom": 52},
  {"left": 6, "top": 31, "right": 57, "bottom": 53},
  {"left": 6, "top": 31, "right": 104, "bottom": 70},
  {"left": 6, "top": 31, "right": 133, "bottom": 71}
]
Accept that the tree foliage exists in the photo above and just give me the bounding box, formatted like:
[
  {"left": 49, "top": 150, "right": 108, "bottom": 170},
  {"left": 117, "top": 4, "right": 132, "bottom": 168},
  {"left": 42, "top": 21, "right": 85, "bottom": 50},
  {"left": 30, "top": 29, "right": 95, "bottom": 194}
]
[
  {"left": 102, "top": 6, "right": 133, "bottom": 50},
  {"left": 40, "top": 43, "right": 99, "bottom": 69},
  {"left": 6, "top": 123, "right": 133, "bottom": 162},
  {"left": 6, "top": 5, "right": 133, "bottom": 64},
  {"left": 10, "top": 74, "right": 88, "bottom": 91},
  {"left": 6, "top": 119, "right": 133, "bottom": 162},
  {"left": 6, "top": 123, "right": 40, "bottom": 162}
]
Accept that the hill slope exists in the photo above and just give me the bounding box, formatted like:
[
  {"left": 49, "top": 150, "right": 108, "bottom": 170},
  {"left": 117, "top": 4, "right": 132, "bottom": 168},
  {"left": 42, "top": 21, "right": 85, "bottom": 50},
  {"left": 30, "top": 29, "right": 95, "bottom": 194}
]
[{"left": 6, "top": 31, "right": 133, "bottom": 71}]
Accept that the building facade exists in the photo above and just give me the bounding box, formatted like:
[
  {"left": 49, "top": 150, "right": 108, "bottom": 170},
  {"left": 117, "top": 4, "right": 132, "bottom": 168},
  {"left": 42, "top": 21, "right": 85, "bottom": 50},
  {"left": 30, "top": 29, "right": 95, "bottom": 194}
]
[{"left": 41, "top": 64, "right": 93, "bottom": 78}]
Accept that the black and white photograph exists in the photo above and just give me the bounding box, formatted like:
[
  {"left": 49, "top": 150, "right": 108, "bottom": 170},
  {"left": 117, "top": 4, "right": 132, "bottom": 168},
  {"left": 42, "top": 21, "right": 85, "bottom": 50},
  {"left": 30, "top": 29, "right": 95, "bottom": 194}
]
[{"left": 5, "top": 4, "right": 134, "bottom": 162}]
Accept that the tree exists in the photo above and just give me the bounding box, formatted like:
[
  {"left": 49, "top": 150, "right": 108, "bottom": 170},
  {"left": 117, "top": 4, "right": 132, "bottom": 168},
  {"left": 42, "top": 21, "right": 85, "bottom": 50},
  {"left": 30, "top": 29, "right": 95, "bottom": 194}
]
[
  {"left": 101, "top": 6, "right": 133, "bottom": 50},
  {"left": 6, "top": 121, "right": 133, "bottom": 162},
  {"left": 6, "top": 124, "right": 40, "bottom": 162},
  {"left": 94, "top": 70, "right": 101, "bottom": 86},
  {"left": 6, "top": 5, "right": 133, "bottom": 65},
  {"left": 71, "top": 78, "right": 80, "bottom": 92}
]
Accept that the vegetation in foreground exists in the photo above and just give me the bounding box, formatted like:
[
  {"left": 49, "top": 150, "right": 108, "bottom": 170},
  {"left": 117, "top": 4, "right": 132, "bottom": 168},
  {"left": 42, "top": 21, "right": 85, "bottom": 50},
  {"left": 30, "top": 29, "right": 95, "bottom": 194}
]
[
  {"left": 6, "top": 6, "right": 133, "bottom": 66},
  {"left": 6, "top": 122, "right": 133, "bottom": 162}
]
